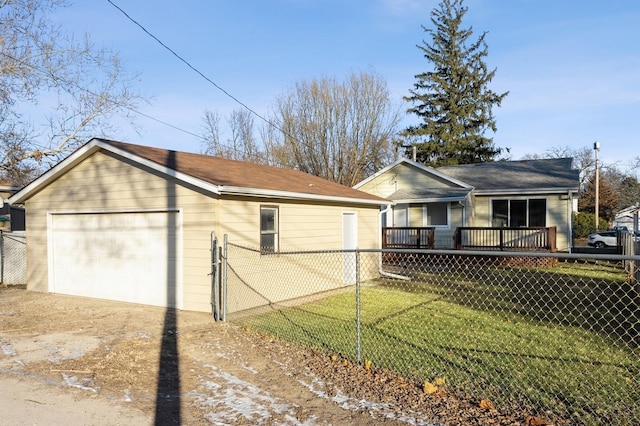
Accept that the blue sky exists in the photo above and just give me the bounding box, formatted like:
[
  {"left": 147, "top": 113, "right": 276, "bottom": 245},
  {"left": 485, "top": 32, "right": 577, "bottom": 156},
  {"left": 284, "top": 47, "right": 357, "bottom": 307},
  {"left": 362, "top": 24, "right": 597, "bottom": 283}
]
[{"left": 51, "top": 0, "right": 639, "bottom": 174}]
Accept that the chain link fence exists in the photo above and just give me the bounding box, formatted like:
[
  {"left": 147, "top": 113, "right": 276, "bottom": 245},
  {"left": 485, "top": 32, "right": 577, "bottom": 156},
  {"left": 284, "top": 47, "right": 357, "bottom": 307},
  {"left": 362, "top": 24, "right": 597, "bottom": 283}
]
[
  {"left": 1, "top": 231, "right": 26, "bottom": 286},
  {"left": 223, "top": 241, "right": 640, "bottom": 425}
]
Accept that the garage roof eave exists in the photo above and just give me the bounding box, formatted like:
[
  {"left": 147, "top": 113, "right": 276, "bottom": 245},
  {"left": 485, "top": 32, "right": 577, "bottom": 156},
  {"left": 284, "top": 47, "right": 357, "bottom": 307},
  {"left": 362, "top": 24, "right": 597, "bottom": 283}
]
[
  {"left": 9, "top": 141, "right": 104, "bottom": 205},
  {"left": 8, "top": 139, "right": 224, "bottom": 205},
  {"left": 219, "top": 186, "right": 390, "bottom": 206}
]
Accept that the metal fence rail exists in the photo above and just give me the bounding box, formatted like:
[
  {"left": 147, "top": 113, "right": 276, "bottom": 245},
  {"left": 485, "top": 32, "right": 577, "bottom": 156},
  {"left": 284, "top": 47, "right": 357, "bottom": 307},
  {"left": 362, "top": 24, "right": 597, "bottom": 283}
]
[
  {"left": 224, "top": 242, "right": 640, "bottom": 425},
  {"left": 0, "top": 231, "right": 26, "bottom": 285}
]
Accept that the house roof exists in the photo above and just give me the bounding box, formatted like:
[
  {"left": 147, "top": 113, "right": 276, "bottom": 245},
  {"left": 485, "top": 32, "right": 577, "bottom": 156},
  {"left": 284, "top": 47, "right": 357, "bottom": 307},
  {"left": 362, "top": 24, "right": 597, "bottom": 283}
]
[
  {"left": 0, "top": 181, "right": 19, "bottom": 191},
  {"left": 437, "top": 158, "right": 579, "bottom": 194},
  {"left": 615, "top": 204, "right": 640, "bottom": 218},
  {"left": 353, "top": 157, "right": 473, "bottom": 191},
  {"left": 9, "top": 138, "right": 388, "bottom": 206}
]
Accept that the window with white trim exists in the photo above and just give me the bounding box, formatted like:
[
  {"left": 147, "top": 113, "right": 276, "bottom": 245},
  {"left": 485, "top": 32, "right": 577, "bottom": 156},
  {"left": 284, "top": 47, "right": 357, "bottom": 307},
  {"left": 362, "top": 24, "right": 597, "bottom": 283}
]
[
  {"left": 422, "top": 202, "right": 449, "bottom": 227},
  {"left": 491, "top": 198, "right": 546, "bottom": 227},
  {"left": 260, "top": 206, "right": 278, "bottom": 253}
]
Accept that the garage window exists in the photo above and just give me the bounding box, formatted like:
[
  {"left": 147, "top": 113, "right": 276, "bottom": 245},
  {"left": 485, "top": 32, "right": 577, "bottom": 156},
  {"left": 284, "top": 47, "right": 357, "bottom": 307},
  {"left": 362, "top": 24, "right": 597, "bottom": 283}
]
[{"left": 260, "top": 206, "right": 278, "bottom": 253}]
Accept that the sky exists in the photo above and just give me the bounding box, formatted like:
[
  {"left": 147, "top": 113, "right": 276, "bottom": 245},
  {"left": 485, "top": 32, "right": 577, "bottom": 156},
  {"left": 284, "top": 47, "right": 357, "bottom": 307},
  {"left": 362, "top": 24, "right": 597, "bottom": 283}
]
[{"left": 48, "top": 0, "right": 640, "bottom": 174}]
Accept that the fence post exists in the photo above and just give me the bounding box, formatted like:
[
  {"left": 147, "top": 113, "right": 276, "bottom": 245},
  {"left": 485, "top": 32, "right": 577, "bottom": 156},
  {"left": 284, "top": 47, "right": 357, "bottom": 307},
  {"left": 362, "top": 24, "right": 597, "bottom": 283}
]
[
  {"left": 222, "top": 234, "right": 228, "bottom": 322},
  {"left": 355, "top": 248, "right": 361, "bottom": 364},
  {"left": 0, "top": 230, "right": 3, "bottom": 286},
  {"left": 210, "top": 232, "right": 220, "bottom": 321}
]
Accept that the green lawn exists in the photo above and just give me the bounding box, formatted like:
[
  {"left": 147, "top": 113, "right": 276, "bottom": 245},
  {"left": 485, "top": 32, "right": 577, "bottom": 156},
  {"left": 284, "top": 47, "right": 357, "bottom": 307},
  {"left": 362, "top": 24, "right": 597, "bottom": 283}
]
[{"left": 238, "top": 261, "right": 640, "bottom": 425}]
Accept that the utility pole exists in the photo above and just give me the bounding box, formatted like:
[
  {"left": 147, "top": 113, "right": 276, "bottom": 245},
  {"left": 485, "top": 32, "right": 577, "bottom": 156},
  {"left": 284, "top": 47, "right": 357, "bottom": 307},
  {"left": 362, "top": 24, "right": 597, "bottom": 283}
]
[{"left": 594, "top": 141, "right": 600, "bottom": 230}]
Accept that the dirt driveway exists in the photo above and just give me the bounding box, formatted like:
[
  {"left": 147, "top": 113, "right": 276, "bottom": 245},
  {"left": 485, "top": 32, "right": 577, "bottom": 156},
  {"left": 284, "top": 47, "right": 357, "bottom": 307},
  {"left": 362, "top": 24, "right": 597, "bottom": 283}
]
[{"left": 0, "top": 286, "right": 528, "bottom": 425}]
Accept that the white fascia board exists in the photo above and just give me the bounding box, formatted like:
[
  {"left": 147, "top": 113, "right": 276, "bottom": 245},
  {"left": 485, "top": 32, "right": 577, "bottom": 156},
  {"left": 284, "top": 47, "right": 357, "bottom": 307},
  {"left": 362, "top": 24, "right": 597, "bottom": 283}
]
[
  {"left": 354, "top": 158, "right": 473, "bottom": 190},
  {"left": 353, "top": 158, "right": 406, "bottom": 189},
  {"left": 220, "top": 186, "right": 389, "bottom": 206},
  {"left": 8, "top": 139, "right": 221, "bottom": 205},
  {"left": 475, "top": 187, "right": 579, "bottom": 196},
  {"left": 396, "top": 195, "right": 469, "bottom": 204},
  {"left": 401, "top": 158, "right": 473, "bottom": 189},
  {"left": 9, "top": 140, "right": 103, "bottom": 205}
]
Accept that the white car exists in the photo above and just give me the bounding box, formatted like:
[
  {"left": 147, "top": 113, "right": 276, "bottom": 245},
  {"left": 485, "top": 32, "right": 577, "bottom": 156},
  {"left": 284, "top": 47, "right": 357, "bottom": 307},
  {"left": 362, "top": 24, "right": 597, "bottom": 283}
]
[{"left": 587, "top": 231, "right": 618, "bottom": 248}]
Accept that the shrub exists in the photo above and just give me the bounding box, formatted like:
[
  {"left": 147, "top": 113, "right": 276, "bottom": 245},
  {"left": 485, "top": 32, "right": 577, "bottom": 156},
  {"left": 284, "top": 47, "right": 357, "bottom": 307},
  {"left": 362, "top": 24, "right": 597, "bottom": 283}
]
[{"left": 573, "top": 212, "right": 608, "bottom": 238}]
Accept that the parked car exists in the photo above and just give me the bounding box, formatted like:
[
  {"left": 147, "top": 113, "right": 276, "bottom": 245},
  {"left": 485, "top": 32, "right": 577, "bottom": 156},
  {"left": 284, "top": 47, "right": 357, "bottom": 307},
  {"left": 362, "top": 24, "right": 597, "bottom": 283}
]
[
  {"left": 612, "top": 225, "right": 629, "bottom": 233},
  {"left": 587, "top": 231, "right": 618, "bottom": 248}
]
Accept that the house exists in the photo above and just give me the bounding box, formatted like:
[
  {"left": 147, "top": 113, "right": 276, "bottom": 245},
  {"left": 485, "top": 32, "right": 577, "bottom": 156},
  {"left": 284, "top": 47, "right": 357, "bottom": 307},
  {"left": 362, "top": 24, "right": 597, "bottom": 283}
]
[
  {"left": 354, "top": 157, "right": 580, "bottom": 251},
  {"left": 0, "top": 181, "right": 23, "bottom": 231},
  {"left": 8, "top": 138, "right": 387, "bottom": 313},
  {"left": 614, "top": 205, "right": 639, "bottom": 233}
]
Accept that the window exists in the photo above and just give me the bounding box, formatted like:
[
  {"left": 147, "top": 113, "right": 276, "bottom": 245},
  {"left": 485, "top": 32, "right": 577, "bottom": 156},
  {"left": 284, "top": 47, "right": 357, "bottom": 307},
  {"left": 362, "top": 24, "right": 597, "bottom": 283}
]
[
  {"left": 422, "top": 202, "right": 449, "bottom": 227},
  {"left": 491, "top": 199, "right": 546, "bottom": 227},
  {"left": 260, "top": 206, "right": 278, "bottom": 253}
]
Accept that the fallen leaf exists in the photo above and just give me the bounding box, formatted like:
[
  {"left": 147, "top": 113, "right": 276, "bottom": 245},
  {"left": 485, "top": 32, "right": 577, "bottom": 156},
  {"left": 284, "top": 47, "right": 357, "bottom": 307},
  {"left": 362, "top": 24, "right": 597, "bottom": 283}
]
[
  {"left": 479, "top": 399, "right": 496, "bottom": 411},
  {"left": 423, "top": 381, "right": 438, "bottom": 394},
  {"left": 364, "top": 359, "right": 372, "bottom": 371},
  {"left": 526, "top": 415, "right": 551, "bottom": 425},
  {"left": 433, "top": 377, "right": 445, "bottom": 386}
]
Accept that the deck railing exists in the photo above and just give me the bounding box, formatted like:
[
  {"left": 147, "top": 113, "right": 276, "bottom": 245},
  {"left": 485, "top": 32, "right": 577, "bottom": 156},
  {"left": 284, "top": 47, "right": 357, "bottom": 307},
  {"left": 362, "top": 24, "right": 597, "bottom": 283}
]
[
  {"left": 382, "top": 227, "right": 435, "bottom": 249},
  {"left": 453, "top": 226, "right": 557, "bottom": 252}
]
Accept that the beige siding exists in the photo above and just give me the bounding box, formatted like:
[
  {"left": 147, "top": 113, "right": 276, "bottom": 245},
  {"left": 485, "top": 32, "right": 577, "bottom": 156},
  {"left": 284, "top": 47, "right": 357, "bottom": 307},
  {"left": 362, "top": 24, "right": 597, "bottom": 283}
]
[
  {"left": 25, "top": 151, "right": 216, "bottom": 312},
  {"left": 26, "top": 150, "right": 382, "bottom": 313},
  {"left": 358, "top": 163, "right": 458, "bottom": 198},
  {"left": 404, "top": 202, "right": 463, "bottom": 249},
  {"left": 219, "top": 199, "right": 381, "bottom": 313},
  {"left": 216, "top": 198, "right": 380, "bottom": 251},
  {"left": 471, "top": 194, "right": 572, "bottom": 251}
]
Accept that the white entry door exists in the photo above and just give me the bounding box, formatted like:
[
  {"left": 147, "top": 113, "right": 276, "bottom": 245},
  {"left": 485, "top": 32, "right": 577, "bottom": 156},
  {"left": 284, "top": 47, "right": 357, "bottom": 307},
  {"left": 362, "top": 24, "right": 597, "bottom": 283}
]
[
  {"left": 49, "top": 211, "right": 182, "bottom": 308},
  {"left": 342, "top": 212, "right": 357, "bottom": 285}
]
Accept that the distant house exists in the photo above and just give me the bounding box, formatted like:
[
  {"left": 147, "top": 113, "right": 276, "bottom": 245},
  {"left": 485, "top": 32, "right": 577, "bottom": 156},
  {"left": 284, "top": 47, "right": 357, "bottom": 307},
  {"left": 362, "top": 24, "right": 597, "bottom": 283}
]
[
  {"left": 354, "top": 157, "right": 580, "bottom": 251},
  {"left": 0, "top": 181, "right": 23, "bottom": 231},
  {"left": 614, "top": 205, "right": 639, "bottom": 233},
  {"left": 9, "top": 138, "right": 387, "bottom": 313}
]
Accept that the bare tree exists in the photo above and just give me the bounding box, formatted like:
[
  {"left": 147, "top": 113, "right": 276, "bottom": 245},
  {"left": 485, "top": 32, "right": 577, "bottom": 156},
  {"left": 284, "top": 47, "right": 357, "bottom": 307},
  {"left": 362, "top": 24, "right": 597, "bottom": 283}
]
[
  {"left": 201, "top": 108, "right": 263, "bottom": 163},
  {"left": 266, "top": 71, "right": 401, "bottom": 186},
  {"left": 228, "top": 109, "right": 261, "bottom": 162},
  {"left": 521, "top": 145, "right": 594, "bottom": 189},
  {"left": 1, "top": 0, "right": 145, "bottom": 185},
  {"left": 201, "top": 110, "right": 223, "bottom": 156}
]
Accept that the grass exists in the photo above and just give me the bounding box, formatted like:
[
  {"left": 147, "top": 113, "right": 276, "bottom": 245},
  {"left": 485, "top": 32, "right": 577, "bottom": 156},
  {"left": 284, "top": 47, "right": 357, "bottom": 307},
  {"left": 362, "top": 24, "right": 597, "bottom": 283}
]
[{"left": 238, "top": 260, "right": 640, "bottom": 425}]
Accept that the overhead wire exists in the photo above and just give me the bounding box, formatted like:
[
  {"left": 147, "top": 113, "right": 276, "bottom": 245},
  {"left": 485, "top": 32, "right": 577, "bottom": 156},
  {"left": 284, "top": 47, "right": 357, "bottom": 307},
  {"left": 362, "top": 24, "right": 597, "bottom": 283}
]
[
  {"left": 105, "top": 0, "right": 293, "bottom": 141},
  {"left": 0, "top": 50, "right": 205, "bottom": 146}
]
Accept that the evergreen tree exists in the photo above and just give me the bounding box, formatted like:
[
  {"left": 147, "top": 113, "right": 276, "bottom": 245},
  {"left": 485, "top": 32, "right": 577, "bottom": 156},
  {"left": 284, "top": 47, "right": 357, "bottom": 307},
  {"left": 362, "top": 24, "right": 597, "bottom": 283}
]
[
  {"left": 578, "top": 173, "right": 619, "bottom": 223},
  {"left": 402, "top": 0, "right": 509, "bottom": 166},
  {"left": 612, "top": 175, "right": 640, "bottom": 210}
]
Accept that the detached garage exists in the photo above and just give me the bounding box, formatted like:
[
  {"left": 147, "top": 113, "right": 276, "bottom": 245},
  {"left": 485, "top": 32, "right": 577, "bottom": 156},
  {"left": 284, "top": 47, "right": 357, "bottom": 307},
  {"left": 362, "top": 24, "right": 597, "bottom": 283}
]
[
  {"left": 49, "top": 210, "right": 182, "bottom": 307},
  {"left": 10, "top": 138, "right": 386, "bottom": 312}
]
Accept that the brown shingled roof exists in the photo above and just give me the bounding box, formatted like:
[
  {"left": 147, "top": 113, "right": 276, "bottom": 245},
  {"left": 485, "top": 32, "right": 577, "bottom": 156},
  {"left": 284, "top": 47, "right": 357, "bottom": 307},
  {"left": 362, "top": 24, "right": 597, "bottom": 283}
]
[{"left": 101, "top": 139, "right": 386, "bottom": 203}]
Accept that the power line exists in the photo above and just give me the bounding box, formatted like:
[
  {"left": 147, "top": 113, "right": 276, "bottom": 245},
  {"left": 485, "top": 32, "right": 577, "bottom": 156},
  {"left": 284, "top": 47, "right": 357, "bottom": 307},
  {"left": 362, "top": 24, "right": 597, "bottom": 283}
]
[
  {"left": 0, "top": 50, "right": 205, "bottom": 144},
  {"left": 106, "top": 0, "right": 291, "bottom": 139}
]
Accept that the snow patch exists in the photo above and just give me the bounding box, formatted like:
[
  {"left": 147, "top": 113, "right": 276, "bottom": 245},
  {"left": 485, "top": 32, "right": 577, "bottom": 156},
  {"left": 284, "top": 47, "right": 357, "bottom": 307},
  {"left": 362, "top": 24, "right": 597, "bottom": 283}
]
[
  {"left": 187, "top": 364, "right": 311, "bottom": 425},
  {"left": 298, "top": 375, "right": 442, "bottom": 426},
  {"left": 0, "top": 339, "right": 17, "bottom": 356},
  {"left": 61, "top": 373, "right": 99, "bottom": 393}
]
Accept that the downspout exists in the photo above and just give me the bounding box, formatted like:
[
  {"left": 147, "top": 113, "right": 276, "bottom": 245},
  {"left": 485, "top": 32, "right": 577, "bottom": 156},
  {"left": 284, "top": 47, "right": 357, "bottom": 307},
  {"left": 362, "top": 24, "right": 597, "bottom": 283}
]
[{"left": 379, "top": 203, "right": 410, "bottom": 281}]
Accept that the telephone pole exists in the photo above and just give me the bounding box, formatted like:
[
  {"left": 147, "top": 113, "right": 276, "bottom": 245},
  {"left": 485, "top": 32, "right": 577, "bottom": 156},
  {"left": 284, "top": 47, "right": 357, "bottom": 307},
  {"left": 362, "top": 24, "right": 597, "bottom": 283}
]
[{"left": 594, "top": 141, "right": 600, "bottom": 230}]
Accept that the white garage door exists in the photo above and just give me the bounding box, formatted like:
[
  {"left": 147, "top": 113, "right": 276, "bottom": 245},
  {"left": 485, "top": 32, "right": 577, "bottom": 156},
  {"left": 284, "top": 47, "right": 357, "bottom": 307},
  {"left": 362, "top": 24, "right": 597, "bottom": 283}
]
[{"left": 49, "top": 211, "right": 182, "bottom": 308}]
